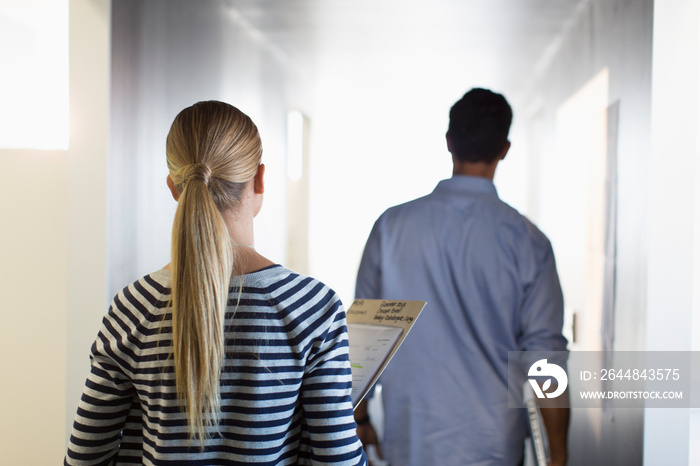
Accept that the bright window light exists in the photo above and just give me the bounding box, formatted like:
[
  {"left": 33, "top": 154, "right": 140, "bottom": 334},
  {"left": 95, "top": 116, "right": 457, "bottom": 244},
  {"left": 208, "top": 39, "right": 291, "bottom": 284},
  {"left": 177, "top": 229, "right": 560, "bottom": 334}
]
[
  {"left": 286, "top": 110, "right": 305, "bottom": 181},
  {"left": 0, "top": 0, "right": 69, "bottom": 150}
]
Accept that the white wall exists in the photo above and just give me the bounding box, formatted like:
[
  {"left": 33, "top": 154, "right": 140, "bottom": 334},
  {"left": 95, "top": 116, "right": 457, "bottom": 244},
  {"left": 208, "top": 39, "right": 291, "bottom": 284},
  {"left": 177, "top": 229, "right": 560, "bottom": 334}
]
[
  {"left": 519, "top": 0, "right": 653, "bottom": 464},
  {"left": 645, "top": 0, "right": 700, "bottom": 464},
  {"left": 0, "top": 148, "right": 69, "bottom": 462},
  {"left": 65, "top": 0, "right": 111, "bottom": 445},
  {"left": 0, "top": 0, "right": 110, "bottom": 463}
]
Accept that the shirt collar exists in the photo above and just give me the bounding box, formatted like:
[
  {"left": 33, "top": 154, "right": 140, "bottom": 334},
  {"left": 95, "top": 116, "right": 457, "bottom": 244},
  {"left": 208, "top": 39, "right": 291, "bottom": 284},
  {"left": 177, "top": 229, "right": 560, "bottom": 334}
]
[{"left": 433, "top": 175, "right": 499, "bottom": 197}]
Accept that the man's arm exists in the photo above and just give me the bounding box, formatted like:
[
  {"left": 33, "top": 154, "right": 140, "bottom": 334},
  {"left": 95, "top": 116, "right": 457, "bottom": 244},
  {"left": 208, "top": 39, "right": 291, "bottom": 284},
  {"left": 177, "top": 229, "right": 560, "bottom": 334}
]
[
  {"left": 519, "top": 238, "right": 570, "bottom": 464},
  {"left": 537, "top": 389, "right": 570, "bottom": 466},
  {"left": 538, "top": 389, "right": 569, "bottom": 466}
]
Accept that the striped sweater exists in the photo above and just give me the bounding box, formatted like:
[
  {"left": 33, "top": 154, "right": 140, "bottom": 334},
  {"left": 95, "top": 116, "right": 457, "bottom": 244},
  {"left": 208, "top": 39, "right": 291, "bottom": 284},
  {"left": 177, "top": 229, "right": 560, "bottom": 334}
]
[{"left": 65, "top": 265, "right": 367, "bottom": 465}]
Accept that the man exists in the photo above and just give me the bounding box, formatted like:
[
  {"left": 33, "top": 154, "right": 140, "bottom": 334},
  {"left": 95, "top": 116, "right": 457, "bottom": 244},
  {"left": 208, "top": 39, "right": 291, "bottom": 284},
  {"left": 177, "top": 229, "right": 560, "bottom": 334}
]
[{"left": 354, "top": 88, "right": 569, "bottom": 466}]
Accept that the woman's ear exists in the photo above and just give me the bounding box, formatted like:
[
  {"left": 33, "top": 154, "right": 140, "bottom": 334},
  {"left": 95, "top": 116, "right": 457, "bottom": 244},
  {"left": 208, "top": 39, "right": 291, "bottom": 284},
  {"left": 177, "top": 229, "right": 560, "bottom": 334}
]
[
  {"left": 167, "top": 175, "right": 180, "bottom": 201},
  {"left": 251, "top": 164, "right": 265, "bottom": 217},
  {"left": 253, "top": 164, "right": 265, "bottom": 194}
]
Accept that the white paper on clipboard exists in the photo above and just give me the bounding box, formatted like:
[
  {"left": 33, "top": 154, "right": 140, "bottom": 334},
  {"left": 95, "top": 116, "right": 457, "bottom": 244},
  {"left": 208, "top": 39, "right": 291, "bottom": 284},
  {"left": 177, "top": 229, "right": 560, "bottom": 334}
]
[{"left": 348, "top": 323, "right": 404, "bottom": 405}]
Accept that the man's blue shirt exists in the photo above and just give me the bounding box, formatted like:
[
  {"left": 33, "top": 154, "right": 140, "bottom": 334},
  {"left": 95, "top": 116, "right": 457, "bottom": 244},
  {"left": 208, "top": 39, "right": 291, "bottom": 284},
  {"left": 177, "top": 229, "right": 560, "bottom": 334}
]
[{"left": 356, "top": 175, "right": 568, "bottom": 466}]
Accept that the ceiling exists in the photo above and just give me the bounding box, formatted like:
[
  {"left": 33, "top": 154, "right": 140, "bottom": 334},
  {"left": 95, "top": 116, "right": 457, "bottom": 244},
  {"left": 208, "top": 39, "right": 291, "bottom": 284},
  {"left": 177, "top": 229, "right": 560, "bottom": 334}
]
[{"left": 222, "top": 0, "right": 587, "bottom": 93}]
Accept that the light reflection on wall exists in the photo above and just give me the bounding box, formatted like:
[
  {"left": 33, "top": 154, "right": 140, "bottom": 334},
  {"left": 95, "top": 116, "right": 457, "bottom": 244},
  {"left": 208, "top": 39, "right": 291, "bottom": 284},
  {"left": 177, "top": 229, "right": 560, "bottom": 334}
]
[
  {"left": 551, "top": 67, "right": 610, "bottom": 354},
  {"left": 286, "top": 111, "right": 305, "bottom": 182},
  {"left": 0, "top": 0, "right": 68, "bottom": 150},
  {"left": 285, "top": 110, "right": 310, "bottom": 275}
]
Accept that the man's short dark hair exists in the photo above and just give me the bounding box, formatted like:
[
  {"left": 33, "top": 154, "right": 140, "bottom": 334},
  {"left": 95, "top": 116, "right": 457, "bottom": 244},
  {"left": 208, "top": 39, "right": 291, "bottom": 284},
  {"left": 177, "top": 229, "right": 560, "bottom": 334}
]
[{"left": 446, "top": 88, "right": 513, "bottom": 163}]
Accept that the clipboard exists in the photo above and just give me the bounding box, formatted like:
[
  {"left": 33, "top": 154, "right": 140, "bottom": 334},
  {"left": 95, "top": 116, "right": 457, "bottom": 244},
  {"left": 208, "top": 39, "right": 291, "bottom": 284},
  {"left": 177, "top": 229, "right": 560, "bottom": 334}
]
[{"left": 345, "top": 299, "right": 426, "bottom": 406}]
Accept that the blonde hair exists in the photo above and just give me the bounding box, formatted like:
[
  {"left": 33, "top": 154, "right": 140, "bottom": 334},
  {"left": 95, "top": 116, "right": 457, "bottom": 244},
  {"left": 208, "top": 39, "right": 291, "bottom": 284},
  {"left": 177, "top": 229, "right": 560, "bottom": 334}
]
[{"left": 166, "top": 101, "right": 262, "bottom": 444}]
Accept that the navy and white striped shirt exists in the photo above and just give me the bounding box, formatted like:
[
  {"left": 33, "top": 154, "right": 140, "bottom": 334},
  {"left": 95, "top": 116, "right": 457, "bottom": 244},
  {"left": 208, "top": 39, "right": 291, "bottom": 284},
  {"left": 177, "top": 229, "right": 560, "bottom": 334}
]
[{"left": 66, "top": 265, "right": 367, "bottom": 465}]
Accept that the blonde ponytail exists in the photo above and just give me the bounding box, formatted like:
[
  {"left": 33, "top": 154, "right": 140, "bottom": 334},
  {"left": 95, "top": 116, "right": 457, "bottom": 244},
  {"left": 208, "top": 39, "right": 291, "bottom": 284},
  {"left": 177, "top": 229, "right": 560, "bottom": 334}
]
[{"left": 165, "top": 101, "right": 262, "bottom": 445}]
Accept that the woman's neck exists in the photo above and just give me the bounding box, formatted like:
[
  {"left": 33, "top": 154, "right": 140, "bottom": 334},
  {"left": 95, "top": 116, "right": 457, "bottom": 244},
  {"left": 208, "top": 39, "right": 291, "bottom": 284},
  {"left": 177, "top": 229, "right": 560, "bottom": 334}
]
[{"left": 222, "top": 207, "right": 275, "bottom": 274}]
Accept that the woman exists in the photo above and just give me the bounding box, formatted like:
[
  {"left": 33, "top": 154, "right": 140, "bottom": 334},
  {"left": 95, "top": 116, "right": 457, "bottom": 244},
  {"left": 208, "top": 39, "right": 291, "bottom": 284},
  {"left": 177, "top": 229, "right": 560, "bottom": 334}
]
[{"left": 65, "top": 101, "right": 367, "bottom": 465}]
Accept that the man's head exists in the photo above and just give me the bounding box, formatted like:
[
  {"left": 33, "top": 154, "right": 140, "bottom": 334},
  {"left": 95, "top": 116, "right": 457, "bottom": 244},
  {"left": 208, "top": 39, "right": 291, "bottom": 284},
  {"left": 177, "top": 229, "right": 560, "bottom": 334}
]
[{"left": 446, "top": 88, "right": 512, "bottom": 164}]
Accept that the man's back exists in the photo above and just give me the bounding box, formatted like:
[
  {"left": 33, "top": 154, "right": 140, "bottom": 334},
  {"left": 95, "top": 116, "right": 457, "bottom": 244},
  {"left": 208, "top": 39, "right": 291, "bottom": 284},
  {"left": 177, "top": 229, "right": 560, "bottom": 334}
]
[{"left": 356, "top": 175, "right": 567, "bottom": 465}]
